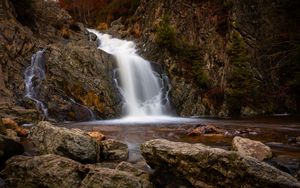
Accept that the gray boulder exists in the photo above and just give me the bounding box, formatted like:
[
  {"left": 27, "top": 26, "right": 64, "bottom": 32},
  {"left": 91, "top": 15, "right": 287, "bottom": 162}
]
[
  {"left": 232, "top": 136, "right": 272, "bottom": 161},
  {"left": 29, "top": 121, "right": 100, "bottom": 163},
  {"left": 0, "top": 154, "right": 153, "bottom": 188},
  {"left": 141, "top": 139, "right": 300, "bottom": 188}
]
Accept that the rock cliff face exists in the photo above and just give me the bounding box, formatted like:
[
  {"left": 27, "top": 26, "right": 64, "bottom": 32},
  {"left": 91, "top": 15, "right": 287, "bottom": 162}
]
[
  {"left": 128, "top": 0, "right": 300, "bottom": 117},
  {"left": 0, "top": 0, "right": 121, "bottom": 122},
  {"left": 130, "top": 0, "right": 229, "bottom": 116},
  {"left": 1, "top": 0, "right": 299, "bottom": 120}
]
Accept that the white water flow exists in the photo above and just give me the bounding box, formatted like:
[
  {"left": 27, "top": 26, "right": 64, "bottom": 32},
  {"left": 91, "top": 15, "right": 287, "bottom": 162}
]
[
  {"left": 88, "top": 29, "right": 170, "bottom": 117},
  {"left": 24, "top": 49, "right": 48, "bottom": 117}
]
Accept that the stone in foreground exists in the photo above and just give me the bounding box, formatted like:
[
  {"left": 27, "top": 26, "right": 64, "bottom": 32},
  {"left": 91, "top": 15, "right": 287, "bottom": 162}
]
[
  {"left": 232, "top": 136, "right": 272, "bottom": 161},
  {"left": 100, "top": 139, "right": 128, "bottom": 161},
  {"left": 141, "top": 139, "right": 300, "bottom": 188},
  {"left": 0, "top": 154, "right": 153, "bottom": 188},
  {"left": 29, "top": 121, "right": 100, "bottom": 163}
]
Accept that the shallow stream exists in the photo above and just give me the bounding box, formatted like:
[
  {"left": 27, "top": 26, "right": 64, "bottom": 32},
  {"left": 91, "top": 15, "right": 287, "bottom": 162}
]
[{"left": 66, "top": 116, "right": 300, "bottom": 175}]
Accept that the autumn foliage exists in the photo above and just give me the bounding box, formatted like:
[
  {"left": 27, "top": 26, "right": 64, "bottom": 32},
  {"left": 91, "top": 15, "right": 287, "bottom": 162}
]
[{"left": 58, "top": 0, "right": 140, "bottom": 26}]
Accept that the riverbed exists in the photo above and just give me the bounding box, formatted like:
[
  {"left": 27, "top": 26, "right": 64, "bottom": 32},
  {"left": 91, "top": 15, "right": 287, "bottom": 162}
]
[{"left": 65, "top": 116, "right": 300, "bottom": 175}]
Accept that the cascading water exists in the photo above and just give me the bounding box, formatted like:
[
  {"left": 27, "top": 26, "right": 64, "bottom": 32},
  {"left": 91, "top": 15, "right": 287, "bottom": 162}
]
[
  {"left": 24, "top": 49, "right": 48, "bottom": 117},
  {"left": 88, "top": 29, "right": 170, "bottom": 117}
]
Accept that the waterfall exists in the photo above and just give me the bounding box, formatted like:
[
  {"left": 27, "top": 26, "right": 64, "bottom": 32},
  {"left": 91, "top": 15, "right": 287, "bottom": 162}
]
[
  {"left": 24, "top": 49, "right": 48, "bottom": 117},
  {"left": 88, "top": 29, "right": 170, "bottom": 117}
]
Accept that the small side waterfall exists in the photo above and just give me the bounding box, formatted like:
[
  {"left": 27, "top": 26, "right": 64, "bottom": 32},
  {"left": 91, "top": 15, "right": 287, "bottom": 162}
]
[
  {"left": 24, "top": 49, "right": 48, "bottom": 117},
  {"left": 88, "top": 29, "right": 170, "bottom": 117}
]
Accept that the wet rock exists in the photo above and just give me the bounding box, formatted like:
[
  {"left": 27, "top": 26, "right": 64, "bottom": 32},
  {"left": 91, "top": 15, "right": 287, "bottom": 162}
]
[
  {"left": 29, "top": 121, "right": 100, "bottom": 163},
  {"left": 266, "top": 158, "right": 294, "bottom": 175},
  {"left": 187, "top": 124, "right": 226, "bottom": 136},
  {"left": 89, "top": 32, "right": 97, "bottom": 41},
  {"left": 0, "top": 134, "right": 24, "bottom": 167},
  {"left": 87, "top": 131, "right": 106, "bottom": 143},
  {"left": 237, "top": 128, "right": 260, "bottom": 136},
  {"left": 100, "top": 139, "right": 128, "bottom": 161},
  {"left": 0, "top": 154, "right": 153, "bottom": 188},
  {"left": 141, "top": 139, "right": 300, "bottom": 188},
  {"left": 232, "top": 136, "right": 272, "bottom": 161}
]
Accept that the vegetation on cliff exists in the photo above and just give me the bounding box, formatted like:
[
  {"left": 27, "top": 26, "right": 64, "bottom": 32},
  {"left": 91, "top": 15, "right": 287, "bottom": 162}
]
[
  {"left": 58, "top": 0, "right": 140, "bottom": 26},
  {"left": 155, "top": 16, "right": 210, "bottom": 90},
  {"left": 226, "top": 32, "right": 259, "bottom": 116}
]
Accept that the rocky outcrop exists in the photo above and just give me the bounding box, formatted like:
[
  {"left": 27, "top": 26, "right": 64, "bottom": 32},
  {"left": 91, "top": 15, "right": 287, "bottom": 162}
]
[
  {"left": 0, "top": 154, "right": 153, "bottom": 188},
  {"left": 0, "top": 0, "right": 41, "bottom": 123},
  {"left": 128, "top": 0, "right": 300, "bottom": 117},
  {"left": 141, "top": 139, "right": 300, "bottom": 187},
  {"left": 0, "top": 0, "right": 121, "bottom": 122},
  {"left": 0, "top": 134, "right": 24, "bottom": 167},
  {"left": 232, "top": 136, "right": 272, "bottom": 161},
  {"left": 131, "top": 0, "right": 230, "bottom": 116},
  {"left": 29, "top": 121, "right": 100, "bottom": 163},
  {"left": 42, "top": 38, "right": 120, "bottom": 120}
]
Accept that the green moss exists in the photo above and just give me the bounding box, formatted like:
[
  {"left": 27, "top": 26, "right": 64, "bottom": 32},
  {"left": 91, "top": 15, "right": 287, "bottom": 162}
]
[
  {"left": 192, "top": 62, "right": 210, "bottom": 90},
  {"left": 155, "top": 16, "right": 211, "bottom": 90},
  {"left": 225, "top": 31, "right": 258, "bottom": 117},
  {"left": 155, "top": 16, "right": 177, "bottom": 51}
]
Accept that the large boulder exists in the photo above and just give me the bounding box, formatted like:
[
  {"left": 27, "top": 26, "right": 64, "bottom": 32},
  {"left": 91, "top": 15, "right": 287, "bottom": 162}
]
[
  {"left": 29, "top": 121, "right": 100, "bottom": 163},
  {"left": 141, "top": 139, "right": 300, "bottom": 188},
  {"left": 232, "top": 136, "right": 272, "bottom": 161},
  {"left": 0, "top": 154, "right": 153, "bottom": 188},
  {"left": 0, "top": 134, "right": 24, "bottom": 167}
]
